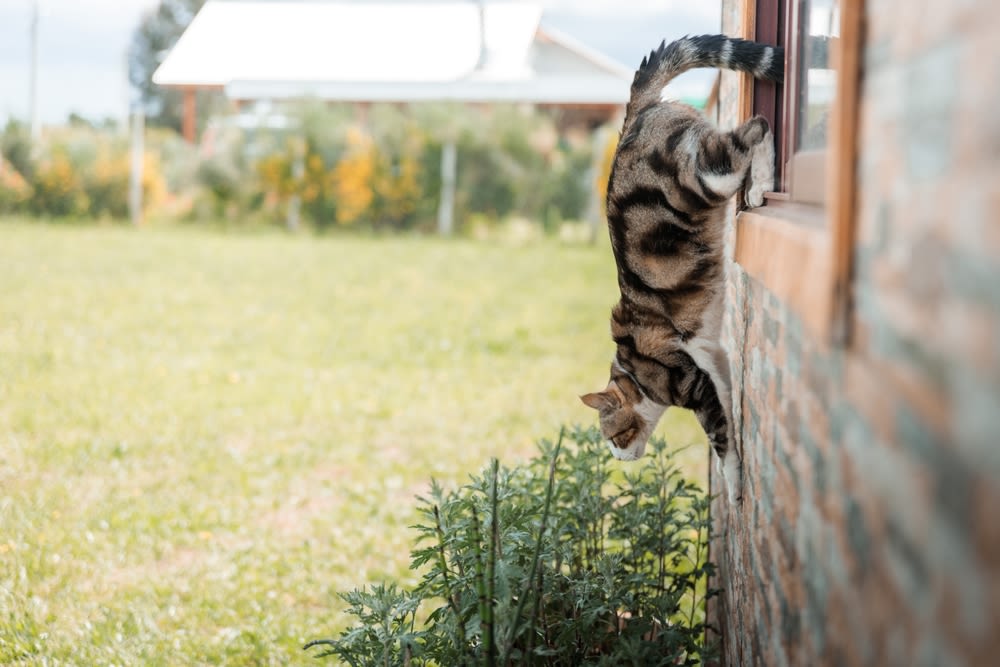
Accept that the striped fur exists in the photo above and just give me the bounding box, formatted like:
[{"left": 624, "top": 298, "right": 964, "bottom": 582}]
[{"left": 581, "top": 35, "right": 784, "bottom": 503}]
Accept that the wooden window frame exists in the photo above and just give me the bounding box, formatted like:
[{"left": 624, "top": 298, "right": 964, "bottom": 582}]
[{"left": 733, "top": 0, "right": 862, "bottom": 343}]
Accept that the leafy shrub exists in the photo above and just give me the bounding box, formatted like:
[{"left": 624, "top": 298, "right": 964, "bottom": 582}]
[
  {"left": 145, "top": 127, "right": 199, "bottom": 198},
  {"left": 4, "top": 103, "right": 602, "bottom": 231},
  {"left": 31, "top": 150, "right": 90, "bottom": 218},
  {"left": 305, "top": 426, "right": 716, "bottom": 665},
  {"left": 0, "top": 161, "right": 33, "bottom": 214},
  {"left": 85, "top": 147, "right": 131, "bottom": 218},
  {"left": 0, "top": 123, "right": 168, "bottom": 221},
  {"left": 195, "top": 146, "right": 247, "bottom": 220},
  {"left": 371, "top": 148, "right": 421, "bottom": 229},
  {"left": 1, "top": 121, "right": 35, "bottom": 181},
  {"left": 538, "top": 146, "right": 594, "bottom": 231},
  {"left": 455, "top": 140, "right": 518, "bottom": 222}
]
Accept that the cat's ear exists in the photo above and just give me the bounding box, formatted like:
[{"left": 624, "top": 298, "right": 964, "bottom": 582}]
[{"left": 580, "top": 391, "right": 620, "bottom": 412}]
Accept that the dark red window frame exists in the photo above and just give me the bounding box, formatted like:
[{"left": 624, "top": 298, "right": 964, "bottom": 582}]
[{"left": 752, "top": 0, "right": 787, "bottom": 188}]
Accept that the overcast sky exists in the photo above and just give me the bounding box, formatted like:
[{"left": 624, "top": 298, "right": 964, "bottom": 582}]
[{"left": 0, "top": 0, "right": 721, "bottom": 125}]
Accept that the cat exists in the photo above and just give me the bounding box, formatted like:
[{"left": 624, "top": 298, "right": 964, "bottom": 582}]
[{"left": 580, "top": 34, "right": 784, "bottom": 503}]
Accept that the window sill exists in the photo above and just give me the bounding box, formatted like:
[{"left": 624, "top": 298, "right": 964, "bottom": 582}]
[{"left": 733, "top": 208, "right": 836, "bottom": 339}]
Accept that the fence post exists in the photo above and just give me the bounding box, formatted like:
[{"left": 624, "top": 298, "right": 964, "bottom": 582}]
[
  {"left": 437, "top": 140, "right": 457, "bottom": 236},
  {"left": 287, "top": 138, "right": 305, "bottom": 232}
]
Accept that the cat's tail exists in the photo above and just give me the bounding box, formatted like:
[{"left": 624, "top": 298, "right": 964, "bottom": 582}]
[{"left": 629, "top": 34, "right": 784, "bottom": 112}]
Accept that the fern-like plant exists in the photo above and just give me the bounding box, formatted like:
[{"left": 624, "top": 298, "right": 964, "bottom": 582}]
[{"left": 305, "top": 426, "right": 717, "bottom": 665}]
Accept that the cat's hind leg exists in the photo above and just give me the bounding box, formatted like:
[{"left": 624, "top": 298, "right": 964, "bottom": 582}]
[
  {"left": 709, "top": 430, "right": 743, "bottom": 503},
  {"left": 693, "top": 372, "right": 743, "bottom": 504},
  {"left": 720, "top": 445, "right": 743, "bottom": 503}
]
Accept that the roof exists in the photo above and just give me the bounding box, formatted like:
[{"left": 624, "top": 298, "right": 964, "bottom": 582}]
[{"left": 152, "top": 1, "right": 633, "bottom": 106}]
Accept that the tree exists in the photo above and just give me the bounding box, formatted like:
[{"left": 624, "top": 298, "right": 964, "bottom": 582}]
[
  {"left": 1, "top": 120, "right": 35, "bottom": 180},
  {"left": 128, "top": 0, "right": 208, "bottom": 131}
]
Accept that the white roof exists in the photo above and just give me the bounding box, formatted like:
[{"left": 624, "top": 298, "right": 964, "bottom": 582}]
[{"left": 153, "top": 1, "right": 632, "bottom": 105}]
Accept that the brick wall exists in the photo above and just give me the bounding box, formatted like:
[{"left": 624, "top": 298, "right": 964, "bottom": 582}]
[{"left": 712, "top": 1, "right": 1000, "bottom": 665}]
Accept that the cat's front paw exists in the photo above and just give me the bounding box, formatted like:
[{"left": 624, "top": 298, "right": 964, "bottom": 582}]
[
  {"left": 746, "top": 129, "right": 775, "bottom": 209},
  {"left": 745, "top": 183, "right": 767, "bottom": 208}
]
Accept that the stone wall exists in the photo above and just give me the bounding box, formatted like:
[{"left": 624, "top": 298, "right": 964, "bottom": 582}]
[{"left": 712, "top": 1, "right": 1000, "bottom": 665}]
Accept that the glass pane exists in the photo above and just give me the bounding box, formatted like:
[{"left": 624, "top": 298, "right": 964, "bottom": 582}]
[{"left": 797, "top": 0, "right": 839, "bottom": 151}]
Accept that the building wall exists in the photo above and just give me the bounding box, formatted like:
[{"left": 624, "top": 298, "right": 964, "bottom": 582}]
[{"left": 713, "top": 1, "right": 1000, "bottom": 665}]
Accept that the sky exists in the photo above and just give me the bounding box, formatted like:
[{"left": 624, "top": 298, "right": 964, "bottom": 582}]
[{"left": 0, "top": 0, "right": 721, "bottom": 126}]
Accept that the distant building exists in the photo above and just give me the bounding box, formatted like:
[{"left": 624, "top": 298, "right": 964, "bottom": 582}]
[{"left": 153, "top": 0, "right": 633, "bottom": 143}]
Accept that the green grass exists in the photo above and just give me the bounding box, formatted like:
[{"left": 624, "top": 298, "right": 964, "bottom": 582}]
[{"left": 0, "top": 221, "right": 708, "bottom": 664}]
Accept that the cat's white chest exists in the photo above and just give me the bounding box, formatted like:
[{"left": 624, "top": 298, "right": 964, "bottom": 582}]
[
  {"left": 681, "top": 290, "right": 729, "bottom": 396},
  {"left": 683, "top": 336, "right": 724, "bottom": 389}
]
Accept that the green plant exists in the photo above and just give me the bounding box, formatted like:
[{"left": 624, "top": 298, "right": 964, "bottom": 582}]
[
  {"left": 0, "top": 161, "right": 33, "bottom": 214},
  {"left": 195, "top": 145, "right": 247, "bottom": 219},
  {"left": 305, "top": 426, "right": 716, "bottom": 665},
  {"left": 1, "top": 120, "right": 35, "bottom": 181},
  {"left": 31, "top": 149, "right": 90, "bottom": 217}
]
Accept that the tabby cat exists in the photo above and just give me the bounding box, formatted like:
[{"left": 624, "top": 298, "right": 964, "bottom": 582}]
[{"left": 580, "top": 35, "right": 784, "bottom": 502}]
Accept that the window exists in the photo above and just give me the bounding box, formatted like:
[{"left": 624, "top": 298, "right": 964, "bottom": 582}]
[
  {"left": 752, "top": 0, "right": 841, "bottom": 205},
  {"left": 733, "top": 0, "right": 862, "bottom": 341}
]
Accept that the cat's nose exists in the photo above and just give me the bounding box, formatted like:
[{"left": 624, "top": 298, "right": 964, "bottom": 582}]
[{"left": 607, "top": 441, "right": 643, "bottom": 461}]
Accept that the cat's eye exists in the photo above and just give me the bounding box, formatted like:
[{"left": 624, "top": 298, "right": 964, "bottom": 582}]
[{"left": 611, "top": 427, "right": 637, "bottom": 448}]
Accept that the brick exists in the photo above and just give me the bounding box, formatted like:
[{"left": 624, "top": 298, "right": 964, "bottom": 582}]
[
  {"left": 882, "top": 360, "right": 952, "bottom": 435},
  {"left": 951, "top": 370, "right": 1000, "bottom": 475},
  {"left": 843, "top": 356, "right": 895, "bottom": 440},
  {"left": 947, "top": 249, "right": 1000, "bottom": 311}
]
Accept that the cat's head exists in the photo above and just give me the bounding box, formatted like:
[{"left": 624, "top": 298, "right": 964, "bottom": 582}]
[{"left": 580, "top": 362, "right": 666, "bottom": 461}]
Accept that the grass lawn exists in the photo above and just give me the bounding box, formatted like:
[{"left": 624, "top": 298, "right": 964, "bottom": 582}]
[{"left": 0, "top": 221, "right": 709, "bottom": 664}]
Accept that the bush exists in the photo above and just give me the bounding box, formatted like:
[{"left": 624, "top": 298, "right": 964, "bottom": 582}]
[
  {"left": 3, "top": 104, "right": 604, "bottom": 232},
  {"left": 193, "top": 127, "right": 253, "bottom": 221},
  {"left": 32, "top": 150, "right": 89, "bottom": 217},
  {"left": 85, "top": 147, "right": 131, "bottom": 218},
  {"left": 0, "top": 161, "right": 33, "bottom": 214},
  {"left": 305, "top": 426, "right": 716, "bottom": 666},
  {"left": 368, "top": 105, "right": 424, "bottom": 230},
  {"left": 1, "top": 120, "right": 35, "bottom": 181}
]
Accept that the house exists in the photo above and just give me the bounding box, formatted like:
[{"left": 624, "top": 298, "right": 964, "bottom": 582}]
[
  {"left": 152, "top": 0, "right": 634, "bottom": 232},
  {"left": 712, "top": 0, "right": 999, "bottom": 665},
  {"left": 152, "top": 0, "right": 633, "bottom": 143}
]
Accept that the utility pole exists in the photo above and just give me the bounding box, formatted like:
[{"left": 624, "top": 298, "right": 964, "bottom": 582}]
[
  {"left": 475, "top": 0, "right": 487, "bottom": 69},
  {"left": 29, "top": 0, "right": 41, "bottom": 141},
  {"left": 127, "top": 38, "right": 144, "bottom": 226},
  {"left": 129, "top": 107, "right": 144, "bottom": 226}
]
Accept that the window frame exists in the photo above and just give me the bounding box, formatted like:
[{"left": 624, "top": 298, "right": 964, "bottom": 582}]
[{"left": 733, "top": 0, "right": 862, "bottom": 343}]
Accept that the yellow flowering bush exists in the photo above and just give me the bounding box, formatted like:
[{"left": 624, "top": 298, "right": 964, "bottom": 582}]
[
  {"left": 331, "top": 127, "right": 376, "bottom": 226},
  {"left": 595, "top": 129, "right": 618, "bottom": 206},
  {"left": 372, "top": 132, "right": 422, "bottom": 227},
  {"left": 141, "top": 152, "right": 168, "bottom": 216},
  {"left": 257, "top": 153, "right": 295, "bottom": 200},
  {"left": 32, "top": 150, "right": 90, "bottom": 217},
  {"left": 3, "top": 102, "right": 602, "bottom": 231},
  {"left": 86, "top": 147, "right": 131, "bottom": 218},
  {"left": 0, "top": 161, "right": 33, "bottom": 213}
]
